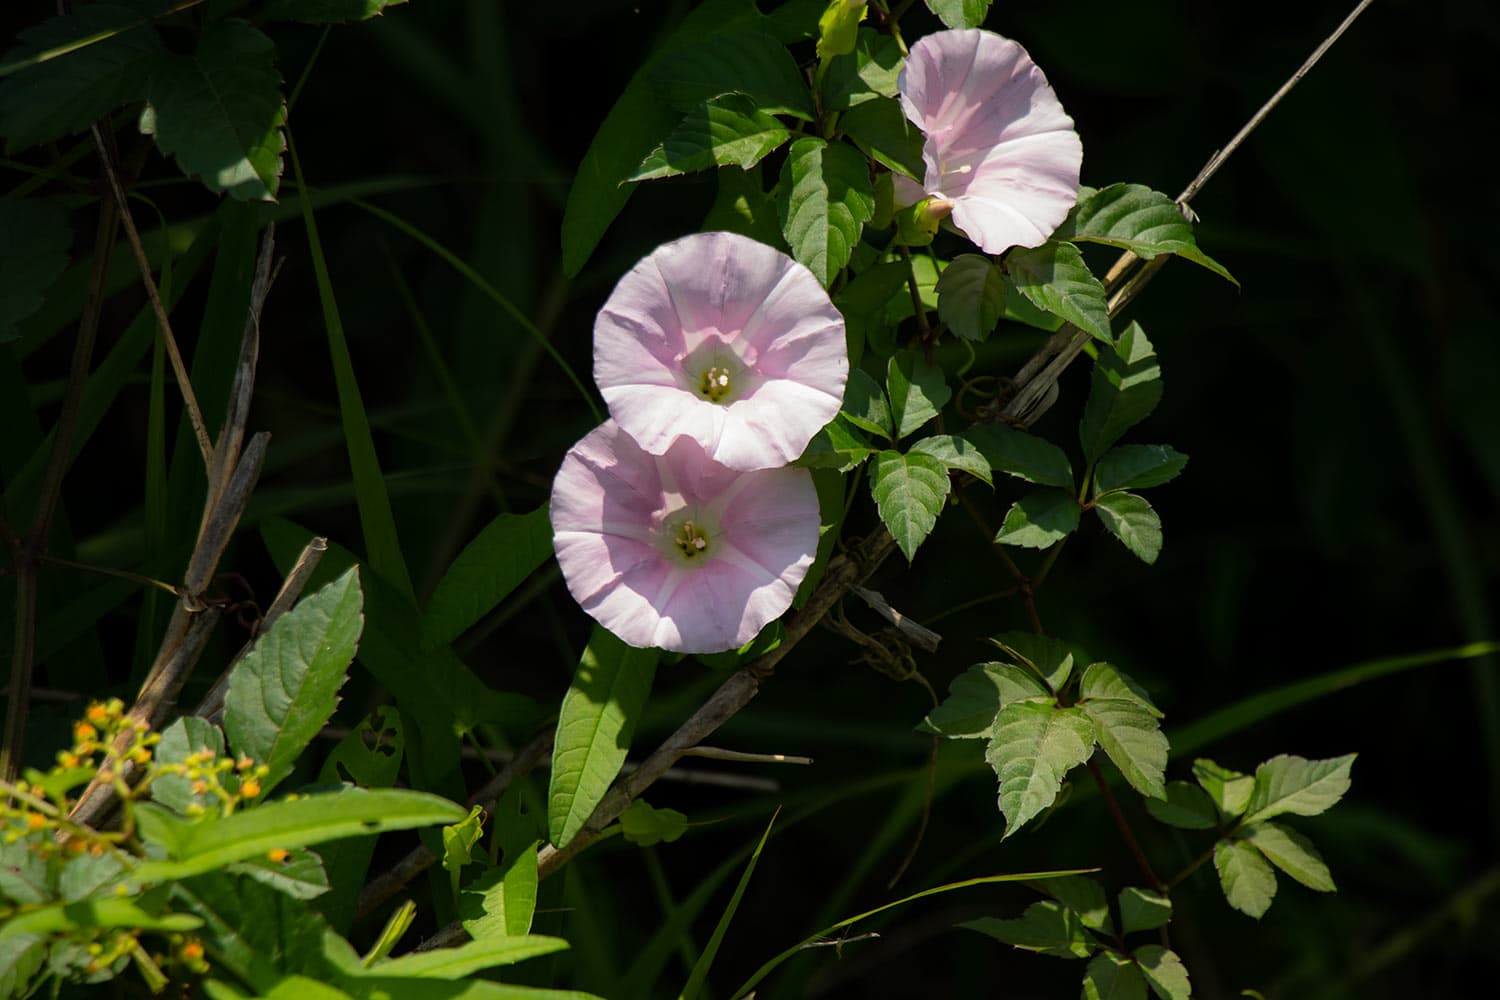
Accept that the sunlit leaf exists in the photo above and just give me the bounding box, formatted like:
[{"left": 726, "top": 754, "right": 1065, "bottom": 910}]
[
  {"left": 870, "top": 449, "right": 950, "bottom": 561},
  {"left": 989, "top": 702, "right": 1095, "bottom": 838},
  {"left": 776, "top": 136, "right": 875, "bottom": 286}
]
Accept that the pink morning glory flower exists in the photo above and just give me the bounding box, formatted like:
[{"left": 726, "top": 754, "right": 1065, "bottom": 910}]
[
  {"left": 895, "top": 29, "right": 1083, "bottom": 254},
  {"left": 593, "top": 231, "right": 848, "bottom": 472},
  {"left": 550, "top": 420, "right": 820, "bottom": 654}
]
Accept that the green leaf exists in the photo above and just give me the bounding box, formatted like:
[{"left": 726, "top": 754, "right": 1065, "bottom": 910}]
[
  {"left": 0, "top": 898, "right": 201, "bottom": 943},
  {"left": 1079, "top": 662, "right": 1161, "bottom": 717},
  {"left": 0, "top": 4, "right": 164, "bottom": 153},
  {"left": 1083, "top": 951, "right": 1148, "bottom": 1000},
  {"left": 777, "top": 137, "right": 875, "bottom": 286},
  {"left": 989, "top": 702, "right": 1096, "bottom": 838},
  {"left": 815, "top": 0, "right": 865, "bottom": 60},
  {"left": 1079, "top": 322, "right": 1162, "bottom": 464},
  {"left": 629, "top": 94, "right": 790, "bottom": 181},
  {"left": 924, "top": 0, "right": 994, "bottom": 30},
  {"left": 0, "top": 198, "right": 70, "bottom": 341},
  {"left": 229, "top": 848, "right": 330, "bottom": 901},
  {"left": 131, "top": 788, "right": 466, "bottom": 883},
  {"left": 1080, "top": 699, "right": 1167, "bottom": 800},
  {"left": 650, "top": 28, "right": 813, "bottom": 120},
  {"left": 618, "top": 800, "right": 688, "bottom": 847},
  {"left": 1192, "top": 759, "right": 1255, "bottom": 820},
  {"left": 1118, "top": 888, "right": 1172, "bottom": 935},
  {"left": 1006, "top": 240, "right": 1111, "bottom": 345},
  {"left": 839, "top": 97, "right": 925, "bottom": 179},
  {"left": 357, "top": 937, "right": 570, "bottom": 980},
  {"left": 313, "top": 708, "right": 403, "bottom": 931},
  {"left": 1144, "top": 782, "right": 1219, "bottom": 830},
  {"left": 1094, "top": 492, "right": 1162, "bottom": 565},
  {"left": 0, "top": 933, "right": 45, "bottom": 1000},
  {"left": 962, "top": 423, "right": 1074, "bottom": 488},
  {"left": 909, "top": 434, "right": 991, "bottom": 485},
  {"left": 422, "top": 506, "right": 552, "bottom": 646},
  {"left": 797, "top": 414, "right": 878, "bottom": 470},
  {"left": 1242, "top": 753, "right": 1356, "bottom": 825},
  {"left": 259, "top": 0, "right": 409, "bottom": 22},
  {"left": 261, "top": 978, "right": 354, "bottom": 1000},
  {"left": 988, "top": 632, "right": 1076, "bottom": 692},
  {"left": 683, "top": 813, "right": 778, "bottom": 1000},
  {"left": 961, "top": 901, "right": 1093, "bottom": 959},
  {"left": 547, "top": 627, "right": 659, "bottom": 848},
  {"left": 703, "top": 165, "right": 786, "bottom": 250},
  {"left": 836, "top": 262, "right": 909, "bottom": 362},
  {"left": 1214, "top": 838, "right": 1277, "bottom": 919},
  {"left": 442, "top": 805, "right": 486, "bottom": 900},
  {"left": 1134, "top": 945, "right": 1192, "bottom": 1000},
  {"left": 460, "top": 852, "right": 539, "bottom": 941},
  {"left": 1094, "top": 445, "right": 1188, "bottom": 494},
  {"left": 918, "top": 661, "right": 1050, "bottom": 738},
  {"left": 1030, "top": 875, "right": 1112, "bottom": 933},
  {"left": 869, "top": 449, "right": 950, "bottom": 562},
  {"left": 821, "top": 28, "right": 901, "bottom": 110},
  {"left": 994, "top": 490, "right": 1081, "bottom": 549},
  {"left": 1062, "top": 182, "right": 1234, "bottom": 284},
  {"left": 887, "top": 350, "right": 950, "bottom": 438},
  {"left": 144, "top": 19, "right": 286, "bottom": 201},
  {"left": 1243, "top": 822, "right": 1335, "bottom": 892},
  {"left": 223, "top": 567, "right": 364, "bottom": 796},
  {"left": 936, "top": 254, "right": 1007, "bottom": 342},
  {"left": 153, "top": 716, "right": 227, "bottom": 814}
]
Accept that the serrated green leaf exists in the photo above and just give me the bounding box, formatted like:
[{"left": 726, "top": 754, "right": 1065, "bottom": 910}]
[
  {"left": 1119, "top": 888, "right": 1172, "bottom": 935},
  {"left": 962, "top": 423, "right": 1074, "bottom": 488},
  {"left": 0, "top": 198, "right": 70, "bottom": 340},
  {"left": 153, "top": 716, "right": 226, "bottom": 814},
  {"left": 925, "top": 0, "right": 994, "bottom": 30},
  {"left": 839, "top": 96, "right": 925, "bottom": 179},
  {"left": 1242, "top": 753, "right": 1356, "bottom": 826},
  {"left": 422, "top": 506, "right": 552, "bottom": 646},
  {"left": 887, "top": 350, "right": 950, "bottom": 438},
  {"left": 630, "top": 94, "right": 790, "bottom": 181},
  {"left": 145, "top": 19, "right": 286, "bottom": 201},
  {"left": 797, "top": 414, "right": 878, "bottom": 470},
  {"left": 989, "top": 632, "right": 1075, "bottom": 692},
  {"left": 358, "top": 936, "right": 570, "bottom": 980},
  {"left": 1081, "top": 699, "right": 1167, "bottom": 800},
  {"left": 1079, "top": 662, "right": 1161, "bottom": 717},
  {"left": 989, "top": 702, "right": 1096, "bottom": 838},
  {"left": 918, "top": 662, "right": 1051, "bottom": 738},
  {"left": 223, "top": 567, "right": 363, "bottom": 796},
  {"left": 815, "top": 0, "right": 865, "bottom": 60},
  {"left": 1192, "top": 759, "right": 1255, "bottom": 819},
  {"left": 777, "top": 137, "right": 874, "bottom": 286},
  {"left": 1243, "top": 821, "right": 1335, "bottom": 892},
  {"left": 1214, "top": 838, "right": 1277, "bottom": 918},
  {"left": 909, "top": 434, "right": 991, "bottom": 485},
  {"left": 869, "top": 449, "right": 950, "bottom": 561},
  {"left": 995, "top": 490, "right": 1081, "bottom": 549},
  {"left": 132, "top": 788, "right": 464, "bottom": 883},
  {"left": 961, "top": 901, "right": 1093, "bottom": 959},
  {"left": 821, "top": 28, "right": 902, "bottom": 110},
  {"left": 1144, "top": 782, "right": 1219, "bottom": 830},
  {"left": 619, "top": 800, "right": 688, "bottom": 847},
  {"left": 1095, "top": 492, "right": 1163, "bottom": 564},
  {"left": 0, "top": 898, "right": 200, "bottom": 943},
  {"left": 651, "top": 28, "right": 813, "bottom": 120},
  {"left": 1134, "top": 945, "right": 1192, "bottom": 1000},
  {"left": 1079, "top": 322, "right": 1162, "bottom": 463},
  {"left": 936, "top": 254, "right": 1007, "bottom": 342},
  {"left": 1061, "top": 182, "right": 1234, "bottom": 284},
  {"left": 1006, "top": 240, "right": 1111, "bottom": 345},
  {"left": 229, "top": 848, "right": 329, "bottom": 901},
  {"left": 1029, "top": 875, "right": 1112, "bottom": 933},
  {"left": 547, "top": 628, "right": 659, "bottom": 848},
  {"left": 841, "top": 367, "right": 893, "bottom": 438},
  {"left": 0, "top": 5, "right": 164, "bottom": 153},
  {"left": 1094, "top": 445, "right": 1188, "bottom": 494},
  {"left": 1083, "top": 951, "right": 1148, "bottom": 1000},
  {"left": 259, "top": 0, "right": 408, "bottom": 23}
]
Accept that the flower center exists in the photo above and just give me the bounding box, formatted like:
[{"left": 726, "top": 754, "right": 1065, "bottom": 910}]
[
  {"left": 699, "top": 367, "right": 733, "bottom": 403},
  {"left": 673, "top": 519, "right": 711, "bottom": 559}
]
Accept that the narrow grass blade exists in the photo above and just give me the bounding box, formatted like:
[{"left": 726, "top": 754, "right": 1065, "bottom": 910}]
[{"left": 680, "top": 809, "right": 780, "bottom": 1000}]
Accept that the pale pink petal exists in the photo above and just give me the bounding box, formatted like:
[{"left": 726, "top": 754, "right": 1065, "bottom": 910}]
[{"left": 898, "top": 29, "right": 1082, "bottom": 254}]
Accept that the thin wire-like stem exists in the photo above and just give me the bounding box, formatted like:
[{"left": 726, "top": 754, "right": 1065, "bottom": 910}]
[{"left": 1086, "top": 759, "right": 1165, "bottom": 893}]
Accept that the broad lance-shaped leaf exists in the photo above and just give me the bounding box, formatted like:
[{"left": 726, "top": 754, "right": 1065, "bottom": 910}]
[
  {"left": 777, "top": 136, "right": 874, "bottom": 286},
  {"left": 1144, "top": 781, "right": 1219, "bottom": 830},
  {"left": 995, "top": 489, "right": 1081, "bottom": 549},
  {"left": 1079, "top": 662, "right": 1160, "bottom": 717},
  {"left": 1083, "top": 952, "right": 1148, "bottom": 1000},
  {"left": 630, "top": 94, "right": 790, "bottom": 181},
  {"left": 989, "top": 701, "right": 1096, "bottom": 838},
  {"left": 936, "top": 254, "right": 1007, "bottom": 342},
  {"left": 355, "top": 936, "right": 570, "bottom": 980},
  {"left": 1192, "top": 758, "right": 1254, "bottom": 819},
  {"left": 909, "top": 434, "right": 991, "bottom": 486},
  {"left": 1094, "top": 491, "right": 1163, "bottom": 564},
  {"left": 961, "top": 901, "right": 1092, "bottom": 959},
  {"left": 1079, "top": 698, "right": 1167, "bottom": 800},
  {"left": 839, "top": 96, "right": 924, "bottom": 179},
  {"left": 1079, "top": 322, "right": 1162, "bottom": 464},
  {"left": 1006, "top": 240, "right": 1111, "bottom": 345},
  {"left": 1242, "top": 753, "right": 1356, "bottom": 825},
  {"left": 1243, "top": 821, "right": 1336, "bottom": 892},
  {"left": 1062, "top": 182, "right": 1235, "bottom": 284},
  {"left": 1094, "top": 444, "right": 1188, "bottom": 494},
  {"left": 887, "top": 350, "right": 950, "bottom": 438},
  {"left": 925, "top": 0, "right": 994, "bottom": 31},
  {"left": 962, "top": 423, "right": 1074, "bottom": 489},
  {"left": 422, "top": 506, "right": 552, "bottom": 645},
  {"left": 821, "top": 28, "right": 903, "bottom": 111},
  {"left": 989, "top": 632, "right": 1075, "bottom": 692},
  {"left": 0, "top": 4, "right": 165, "bottom": 153},
  {"left": 1118, "top": 888, "right": 1171, "bottom": 935},
  {"left": 869, "top": 449, "right": 950, "bottom": 561},
  {"left": 144, "top": 19, "right": 286, "bottom": 201},
  {"left": 1134, "top": 945, "right": 1192, "bottom": 1000},
  {"left": 548, "top": 627, "right": 659, "bottom": 848},
  {"left": 223, "top": 567, "right": 363, "bottom": 796},
  {"left": 0, "top": 198, "right": 70, "bottom": 342},
  {"left": 919, "top": 662, "right": 1050, "bottom": 738},
  {"left": 1214, "top": 838, "right": 1277, "bottom": 918},
  {"left": 650, "top": 28, "right": 813, "bottom": 120},
  {"left": 0, "top": 899, "right": 200, "bottom": 943}
]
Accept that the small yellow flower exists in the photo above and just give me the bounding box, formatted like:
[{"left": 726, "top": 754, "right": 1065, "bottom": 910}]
[
  {"left": 86, "top": 703, "right": 109, "bottom": 725},
  {"left": 267, "top": 848, "right": 290, "bottom": 863},
  {"left": 181, "top": 941, "right": 204, "bottom": 962},
  {"left": 25, "top": 812, "right": 45, "bottom": 831},
  {"left": 240, "top": 779, "right": 261, "bottom": 799},
  {"left": 58, "top": 752, "right": 79, "bottom": 768},
  {"left": 73, "top": 722, "right": 97, "bottom": 742}
]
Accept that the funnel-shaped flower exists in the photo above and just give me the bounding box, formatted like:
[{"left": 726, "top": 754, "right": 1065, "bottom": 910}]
[
  {"left": 594, "top": 231, "right": 848, "bottom": 472},
  {"left": 896, "top": 29, "right": 1082, "bottom": 255},
  {"left": 551, "top": 420, "right": 820, "bottom": 654}
]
